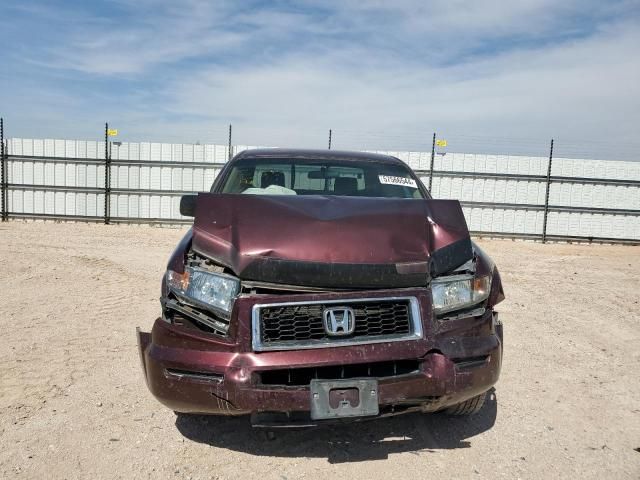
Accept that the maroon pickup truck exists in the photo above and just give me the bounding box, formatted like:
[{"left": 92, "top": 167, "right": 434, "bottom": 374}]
[{"left": 137, "top": 148, "right": 504, "bottom": 427}]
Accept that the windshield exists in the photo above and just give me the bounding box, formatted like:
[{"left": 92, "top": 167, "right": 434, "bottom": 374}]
[{"left": 217, "top": 157, "right": 425, "bottom": 199}]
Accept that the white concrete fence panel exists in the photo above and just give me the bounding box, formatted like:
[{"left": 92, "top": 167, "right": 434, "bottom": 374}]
[{"left": 3, "top": 138, "right": 639, "bottom": 242}]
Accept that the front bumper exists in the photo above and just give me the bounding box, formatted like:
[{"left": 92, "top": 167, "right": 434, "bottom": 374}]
[{"left": 137, "top": 296, "right": 503, "bottom": 419}]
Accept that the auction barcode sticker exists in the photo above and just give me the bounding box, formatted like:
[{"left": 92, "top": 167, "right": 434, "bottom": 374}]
[{"left": 378, "top": 175, "right": 417, "bottom": 188}]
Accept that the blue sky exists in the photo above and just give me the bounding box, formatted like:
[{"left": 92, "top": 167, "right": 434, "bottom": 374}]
[{"left": 1, "top": 0, "right": 639, "bottom": 158}]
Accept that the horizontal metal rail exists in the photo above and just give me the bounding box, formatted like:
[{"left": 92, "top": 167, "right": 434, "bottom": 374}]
[
  {"left": 414, "top": 169, "right": 640, "bottom": 187},
  {"left": 470, "top": 230, "right": 541, "bottom": 240},
  {"left": 5, "top": 210, "right": 638, "bottom": 244},
  {"left": 8, "top": 183, "right": 106, "bottom": 194},
  {"left": 542, "top": 234, "right": 640, "bottom": 245},
  {"left": 470, "top": 230, "right": 640, "bottom": 245},
  {"left": 460, "top": 200, "right": 640, "bottom": 216},
  {"left": 547, "top": 205, "right": 640, "bottom": 216},
  {"left": 7, "top": 212, "right": 105, "bottom": 222},
  {"left": 415, "top": 170, "right": 548, "bottom": 182},
  {"left": 110, "top": 188, "right": 198, "bottom": 196},
  {"left": 550, "top": 175, "right": 640, "bottom": 187},
  {"left": 7, "top": 154, "right": 105, "bottom": 165},
  {"left": 7, "top": 184, "right": 200, "bottom": 196},
  {"left": 7, "top": 211, "right": 191, "bottom": 224},
  {"left": 461, "top": 201, "right": 544, "bottom": 211},
  {"left": 7, "top": 155, "right": 227, "bottom": 169},
  {"left": 110, "top": 159, "right": 227, "bottom": 168},
  {"left": 9, "top": 155, "right": 640, "bottom": 187},
  {"left": 109, "top": 216, "right": 193, "bottom": 225},
  {"left": 6, "top": 184, "right": 640, "bottom": 216}
]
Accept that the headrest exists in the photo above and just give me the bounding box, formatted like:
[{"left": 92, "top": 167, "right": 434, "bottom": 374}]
[
  {"left": 261, "top": 171, "right": 286, "bottom": 188},
  {"left": 334, "top": 177, "right": 358, "bottom": 195}
]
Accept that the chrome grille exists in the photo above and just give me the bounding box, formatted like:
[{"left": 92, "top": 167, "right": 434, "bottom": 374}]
[{"left": 252, "top": 297, "right": 422, "bottom": 351}]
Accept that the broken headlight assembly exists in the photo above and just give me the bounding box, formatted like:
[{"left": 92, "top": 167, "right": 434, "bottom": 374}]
[
  {"left": 166, "top": 267, "right": 240, "bottom": 318},
  {"left": 431, "top": 274, "right": 491, "bottom": 315}
]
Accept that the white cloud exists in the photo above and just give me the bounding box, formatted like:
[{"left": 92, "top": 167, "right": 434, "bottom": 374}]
[
  {"left": 160, "top": 18, "right": 640, "bottom": 154},
  {"left": 1, "top": 0, "right": 639, "bottom": 159}
]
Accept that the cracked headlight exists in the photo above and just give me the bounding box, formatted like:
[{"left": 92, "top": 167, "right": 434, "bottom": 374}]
[
  {"left": 166, "top": 267, "right": 240, "bottom": 317},
  {"left": 431, "top": 274, "right": 491, "bottom": 315}
]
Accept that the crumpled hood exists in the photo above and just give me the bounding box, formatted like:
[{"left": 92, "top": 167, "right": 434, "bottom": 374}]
[{"left": 191, "top": 193, "right": 472, "bottom": 288}]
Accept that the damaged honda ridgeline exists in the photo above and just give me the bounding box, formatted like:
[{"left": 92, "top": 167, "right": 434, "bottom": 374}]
[{"left": 137, "top": 149, "right": 504, "bottom": 427}]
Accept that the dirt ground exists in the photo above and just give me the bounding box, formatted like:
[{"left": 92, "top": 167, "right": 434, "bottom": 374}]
[{"left": 0, "top": 221, "right": 639, "bottom": 479}]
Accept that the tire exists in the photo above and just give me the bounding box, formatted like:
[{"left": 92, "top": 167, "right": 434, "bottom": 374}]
[{"left": 444, "top": 391, "right": 487, "bottom": 416}]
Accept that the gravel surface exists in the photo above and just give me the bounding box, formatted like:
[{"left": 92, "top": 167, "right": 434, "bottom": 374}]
[{"left": 1, "top": 221, "right": 639, "bottom": 479}]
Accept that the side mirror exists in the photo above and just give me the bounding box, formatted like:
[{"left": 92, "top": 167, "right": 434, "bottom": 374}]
[{"left": 180, "top": 195, "right": 197, "bottom": 217}]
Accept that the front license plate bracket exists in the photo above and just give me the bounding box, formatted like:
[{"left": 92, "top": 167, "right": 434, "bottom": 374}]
[{"left": 310, "top": 378, "right": 379, "bottom": 420}]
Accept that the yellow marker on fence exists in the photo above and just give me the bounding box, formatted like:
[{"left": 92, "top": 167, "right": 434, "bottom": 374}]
[
  {"left": 107, "top": 129, "right": 118, "bottom": 137},
  {"left": 436, "top": 139, "right": 447, "bottom": 147}
]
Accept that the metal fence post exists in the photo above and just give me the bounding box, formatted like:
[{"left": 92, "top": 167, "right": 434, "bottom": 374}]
[
  {"left": 1, "top": 117, "right": 7, "bottom": 221},
  {"left": 542, "top": 138, "right": 554, "bottom": 243},
  {"left": 104, "top": 123, "right": 111, "bottom": 224},
  {"left": 228, "top": 124, "right": 233, "bottom": 161},
  {"left": 428, "top": 132, "right": 436, "bottom": 192},
  {"left": 328, "top": 129, "right": 332, "bottom": 150}
]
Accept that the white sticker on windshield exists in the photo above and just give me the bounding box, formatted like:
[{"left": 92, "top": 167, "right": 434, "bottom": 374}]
[{"left": 378, "top": 175, "right": 417, "bottom": 188}]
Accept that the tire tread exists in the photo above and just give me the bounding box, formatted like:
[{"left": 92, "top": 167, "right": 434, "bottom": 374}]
[{"left": 444, "top": 391, "right": 487, "bottom": 416}]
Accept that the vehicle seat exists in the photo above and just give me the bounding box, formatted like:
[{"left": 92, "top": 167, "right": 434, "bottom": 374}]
[
  {"left": 334, "top": 177, "right": 358, "bottom": 195},
  {"left": 261, "top": 171, "right": 286, "bottom": 188}
]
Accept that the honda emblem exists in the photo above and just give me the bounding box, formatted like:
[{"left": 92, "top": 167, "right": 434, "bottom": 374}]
[{"left": 323, "top": 307, "right": 356, "bottom": 336}]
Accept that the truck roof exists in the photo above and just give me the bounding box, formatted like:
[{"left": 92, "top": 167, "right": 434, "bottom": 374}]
[{"left": 232, "top": 148, "right": 406, "bottom": 166}]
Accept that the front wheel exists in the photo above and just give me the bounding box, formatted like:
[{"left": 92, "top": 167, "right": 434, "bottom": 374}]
[{"left": 443, "top": 391, "right": 487, "bottom": 416}]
